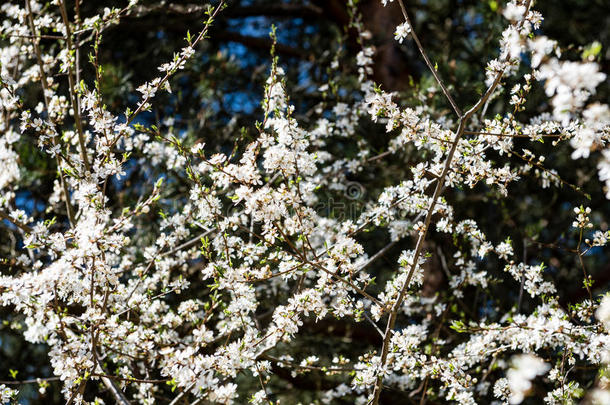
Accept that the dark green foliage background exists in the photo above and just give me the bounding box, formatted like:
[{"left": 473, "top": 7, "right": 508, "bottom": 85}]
[{"left": 1, "top": 0, "right": 609, "bottom": 403}]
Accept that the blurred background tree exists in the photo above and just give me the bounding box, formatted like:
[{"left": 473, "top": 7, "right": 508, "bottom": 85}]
[{"left": 1, "top": 0, "right": 609, "bottom": 403}]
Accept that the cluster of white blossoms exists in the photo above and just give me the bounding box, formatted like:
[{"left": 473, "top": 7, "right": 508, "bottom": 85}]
[
  {"left": 394, "top": 22, "right": 411, "bottom": 44},
  {"left": 495, "top": 354, "right": 550, "bottom": 404},
  {"left": 0, "top": 387, "right": 17, "bottom": 404},
  {"left": 0, "top": 0, "right": 609, "bottom": 404}
]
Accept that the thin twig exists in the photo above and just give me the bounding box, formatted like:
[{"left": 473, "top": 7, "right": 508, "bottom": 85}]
[
  {"left": 58, "top": 0, "right": 91, "bottom": 173},
  {"left": 517, "top": 238, "right": 526, "bottom": 313},
  {"left": 93, "top": 352, "right": 132, "bottom": 405},
  {"left": 357, "top": 240, "right": 398, "bottom": 273},
  {"left": 0, "top": 210, "right": 33, "bottom": 233},
  {"left": 370, "top": 1, "right": 533, "bottom": 401},
  {"left": 0, "top": 377, "right": 61, "bottom": 385},
  {"left": 24, "top": 0, "right": 76, "bottom": 227},
  {"left": 396, "top": 0, "right": 462, "bottom": 117}
]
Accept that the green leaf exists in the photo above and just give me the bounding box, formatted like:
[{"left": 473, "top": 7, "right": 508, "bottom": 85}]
[{"left": 582, "top": 41, "right": 602, "bottom": 61}]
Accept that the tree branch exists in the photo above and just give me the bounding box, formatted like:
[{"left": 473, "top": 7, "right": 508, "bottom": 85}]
[
  {"left": 370, "top": 1, "right": 533, "bottom": 402},
  {"left": 395, "top": 0, "right": 462, "bottom": 117},
  {"left": 215, "top": 31, "right": 309, "bottom": 58},
  {"left": 24, "top": 0, "right": 76, "bottom": 227},
  {"left": 0, "top": 210, "right": 33, "bottom": 233}
]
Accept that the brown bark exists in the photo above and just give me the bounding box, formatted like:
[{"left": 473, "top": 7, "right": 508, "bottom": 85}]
[
  {"left": 360, "top": 0, "right": 414, "bottom": 91},
  {"left": 311, "top": 0, "right": 415, "bottom": 91}
]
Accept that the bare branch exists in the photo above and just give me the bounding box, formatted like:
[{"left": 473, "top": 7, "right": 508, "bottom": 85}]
[{"left": 0, "top": 210, "right": 33, "bottom": 233}]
